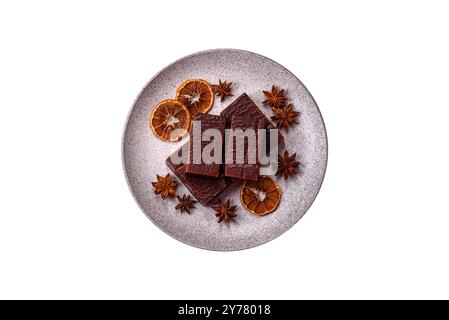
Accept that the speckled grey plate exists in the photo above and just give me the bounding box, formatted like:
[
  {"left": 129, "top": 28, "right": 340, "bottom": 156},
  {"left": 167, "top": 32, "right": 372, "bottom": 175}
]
[{"left": 122, "top": 49, "right": 327, "bottom": 251}]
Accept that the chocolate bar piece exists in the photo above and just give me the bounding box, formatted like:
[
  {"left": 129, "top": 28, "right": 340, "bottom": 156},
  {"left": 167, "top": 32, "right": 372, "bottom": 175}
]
[
  {"left": 225, "top": 115, "right": 261, "bottom": 181},
  {"left": 220, "top": 93, "right": 284, "bottom": 150},
  {"left": 166, "top": 146, "right": 232, "bottom": 207},
  {"left": 186, "top": 113, "right": 225, "bottom": 178}
]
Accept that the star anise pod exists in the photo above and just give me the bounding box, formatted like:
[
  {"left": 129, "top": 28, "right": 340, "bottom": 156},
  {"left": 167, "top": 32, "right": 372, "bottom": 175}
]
[
  {"left": 175, "top": 194, "right": 197, "bottom": 214},
  {"left": 212, "top": 199, "right": 237, "bottom": 223},
  {"left": 276, "top": 150, "right": 300, "bottom": 180},
  {"left": 271, "top": 103, "right": 300, "bottom": 132},
  {"left": 212, "top": 79, "right": 233, "bottom": 102},
  {"left": 263, "top": 85, "right": 288, "bottom": 109},
  {"left": 151, "top": 174, "right": 177, "bottom": 199}
]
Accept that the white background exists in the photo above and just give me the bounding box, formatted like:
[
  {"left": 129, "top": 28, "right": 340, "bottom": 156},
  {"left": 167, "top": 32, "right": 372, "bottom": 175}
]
[{"left": 0, "top": 0, "right": 448, "bottom": 299}]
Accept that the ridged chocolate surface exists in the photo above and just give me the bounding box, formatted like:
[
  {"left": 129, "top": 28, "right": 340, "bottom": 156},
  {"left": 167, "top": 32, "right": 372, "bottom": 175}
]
[
  {"left": 225, "top": 115, "right": 260, "bottom": 181},
  {"left": 220, "top": 93, "right": 284, "bottom": 148},
  {"left": 167, "top": 146, "right": 231, "bottom": 206},
  {"left": 221, "top": 93, "right": 271, "bottom": 128},
  {"left": 186, "top": 113, "right": 225, "bottom": 177}
]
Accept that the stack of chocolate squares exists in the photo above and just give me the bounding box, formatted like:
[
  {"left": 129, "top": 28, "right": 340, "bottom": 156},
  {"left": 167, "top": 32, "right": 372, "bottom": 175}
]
[{"left": 166, "top": 93, "right": 283, "bottom": 207}]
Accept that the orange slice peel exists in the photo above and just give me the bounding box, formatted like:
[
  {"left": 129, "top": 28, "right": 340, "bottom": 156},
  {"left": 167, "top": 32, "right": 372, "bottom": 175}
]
[
  {"left": 175, "top": 79, "right": 214, "bottom": 117},
  {"left": 149, "top": 99, "right": 191, "bottom": 142},
  {"left": 240, "top": 176, "right": 282, "bottom": 216}
]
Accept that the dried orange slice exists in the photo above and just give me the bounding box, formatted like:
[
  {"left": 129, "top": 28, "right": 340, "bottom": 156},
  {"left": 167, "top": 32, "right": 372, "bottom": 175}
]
[
  {"left": 175, "top": 79, "right": 214, "bottom": 117},
  {"left": 240, "top": 176, "right": 282, "bottom": 216},
  {"left": 149, "top": 99, "right": 191, "bottom": 142}
]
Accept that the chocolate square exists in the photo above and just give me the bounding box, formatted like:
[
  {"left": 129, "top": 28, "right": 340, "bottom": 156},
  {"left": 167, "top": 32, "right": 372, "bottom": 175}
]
[
  {"left": 185, "top": 113, "right": 225, "bottom": 178},
  {"left": 166, "top": 145, "right": 232, "bottom": 207},
  {"left": 224, "top": 115, "right": 261, "bottom": 181},
  {"left": 220, "top": 93, "right": 284, "bottom": 150}
]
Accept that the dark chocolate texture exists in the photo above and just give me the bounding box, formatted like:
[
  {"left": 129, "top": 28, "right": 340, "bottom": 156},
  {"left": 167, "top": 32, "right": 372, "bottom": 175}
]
[
  {"left": 220, "top": 93, "right": 284, "bottom": 150},
  {"left": 225, "top": 115, "right": 260, "bottom": 181},
  {"left": 186, "top": 113, "right": 225, "bottom": 178},
  {"left": 166, "top": 145, "right": 232, "bottom": 207}
]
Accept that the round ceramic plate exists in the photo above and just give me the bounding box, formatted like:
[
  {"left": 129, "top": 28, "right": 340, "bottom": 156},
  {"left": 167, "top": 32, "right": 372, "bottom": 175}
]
[{"left": 122, "top": 49, "right": 327, "bottom": 251}]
